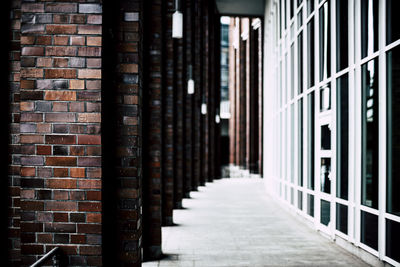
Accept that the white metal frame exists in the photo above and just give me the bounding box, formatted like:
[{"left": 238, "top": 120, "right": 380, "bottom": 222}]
[{"left": 263, "top": 0, "right": 400, "bottom": 266}]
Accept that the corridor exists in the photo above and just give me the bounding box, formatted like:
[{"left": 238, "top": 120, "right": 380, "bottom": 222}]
[{"left": 143, "top": 178, "right": 368, "bottom": 267}]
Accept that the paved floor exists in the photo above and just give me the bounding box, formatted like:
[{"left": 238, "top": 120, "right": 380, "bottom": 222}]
[{"left": 143, "top": 178, "right": 369, "bottom": 267}]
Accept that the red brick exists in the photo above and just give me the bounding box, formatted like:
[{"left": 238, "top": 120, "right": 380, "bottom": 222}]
[
  {"left": 44, "top": 91, "right": 77, "bottom": 101},
  {"left": 87, "top": 213, "right": 101, "bottom": 223},
  {"left": 21, "top": 68, "right": 43, "bottom": 78},
  {"left": 47, "top": 25, "right": 77, "bottom": 35},
  {"left": 53, "top": 190, "right": 69, "bottom": 200},
  {"left": 54, "top": 168, "right": 69, "bottom": 177},
  {"left": 22, "top": 3, "right": 44, "bottom": 12},
  {"left": 54, "top": 213, "right": 69, "bottom": 222},
  {"left": 46, "top": 47, "right": 77, "bottom": 57},
  {"left": 45, "top": 201, "right": 77, "bottom": 211},
  {"left": 71, "top": 234, "right": 86, "bottom": 244},
  {"left": 22, "top": 47, "right": 44, "bottom": 56},
  {"left": 46, "top": 3, "right": 77, "bottom": 13},
  {"left": 87, "top": 191, "right": 101, "bottom": 201},
  {"left": 36, "top": 36, "right": 52, "bottom": 45},
  {"left": 78, "top": 202, "right": 101, "bottom": 212},
  {"left": 78, "top": 179, "right": 101, "bottom": 189},
  {"left": 45, "top": 135, "right": 76, "bottom": 145},
  {"left": 37, "top": 145, "right": 52, "bottom": 155},
  {"left": 78, "top": 135, "right": 101, "bottom": 145},
  {"left": 45, "top": 69, "right": 76, "bottom": 79},
  {"left": 20, "top": 134, "right": 44, "bottom": 144},
  {"left": 71, "top": 168, "right": 85, "bottom": 178},
  {"left": 21, "top": 167, "right": 36, "bottom": 177},
  {"left": 78, "top": 25, "right": 102, "bottom": 35},
  {"left": 77, "top": 224, "right": 101, "bottom": 234}
]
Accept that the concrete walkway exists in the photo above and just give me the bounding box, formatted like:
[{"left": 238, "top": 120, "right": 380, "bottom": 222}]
[{"left": 143, "top": 178, "right": 369, "bottom": 267}]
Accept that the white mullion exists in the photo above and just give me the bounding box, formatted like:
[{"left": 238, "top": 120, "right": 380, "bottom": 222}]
[
  {"left": 348, "top": 0, "right": 356, "bottom": 245},
  {"left": 378, "top": 0, "right": 386, "bottom": 260}
]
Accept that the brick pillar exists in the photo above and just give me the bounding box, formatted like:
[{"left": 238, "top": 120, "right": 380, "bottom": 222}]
[
  {"left": 173, "top": 17, "right": 184, "bottom": 209},
  {"left": 102, "top": 0, "right": 143, "bottom": 265},
  {"left": 19, "top": 1, "right": 102, "bottom": 265},
  {"left": 202, "top": 0, "right": 210, "bottom": 182},
  {"left": 194, "top": 0, "right": 203, "bottom": 186},
  {"left": 183, "top": 0, "right": 193, "bottom": 197},
  {"left": 7, "top": 0, "right": 21, "bottom": 265},
  {"left": 142, "top": 0, "right": 163, "bottom": 260},
  {"left": 228, "top": 18, "right": 236, "bottom": 166},
  {"left": 162, "top": 0, "right": 174, "bottom": 226}
]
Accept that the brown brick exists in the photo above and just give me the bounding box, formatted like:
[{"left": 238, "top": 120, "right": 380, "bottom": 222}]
[
  {"left": 44, "top": 91, "right": 76, "bottom": 101},
  {"left": 46, "top": 47, "right": 77, "bottom": 57},
  {"left": 78, "top": 47, "right": 101, "bottom": 57},
  {"left": 71, "top": 14, "right": 86, "bottom": 24},
  {"left": 77, "top": 113, "right": 100, "bottom": 123},
  {"left": 21, "top": 68, "right": 43, "bottom": 78},
  {"left": 44, "top": 223, "right": 76, "bottom": 233},
  {"left": 48, "top": 178, "right": 77, "bottom": 189},
  {"left": 70, "top": 80, "right": 85, "bottom": 89},
  {"left": 45, "top": 201, "right": 77, "bottom": 212},
  {"left": 53, "top": 102, "right": 69, "bottom": 112},
  {"left": 54, "top": 58, "right": 69, "bottom": 67},
  {"left": 47, "top": 25, "right": 77, "bottom": 35},
  {"left": 55, "top": 37, "right": 70, "bottom": 46},
  {"left": 86, "top": 191, "right": 101, "bottom": 201},
  {"left": 46, "top": 157, "right": 77, "bottom": 167},
  {"left": 36, "top": 36, "right": 52, "bottom": 45},
  {"left": 78, "top": 179, "right": 101, "bottom": 189},
  {"left": 87, "top": 37, "right": 101, "bottom": 46},
  {"left": 54, "top": 213, "right": 69, "bottom": 222},
  {"left": 80, "top": 245, "right": 101, "bottom": 255},
  {"left": 54, "top": 168, "right": 69, "bottom": 177},
  {"left": 37, "top": 145, "right": 52, "bottom": 155},
  {"left": 21, "top": 167, "right": 36, "bottom": 177},
  {"left": 20, "top": 113, "right": 43, "bottom": 122},
  {"left": 21, "top": 36, "right": 35, "bottom": 45},
  {"left": 78, "top": 25, "right": 102, "bottom": 35},
  {"left": 53, "top": 190, "right": 69, "bottom": 200},
  {"left": 71, "top": 146, "right": 85, "bottom": 156},
  {"left": 77, "top": 223, "right": 101, "bottom": 234},
  {"left": 46, "top": 135, "right": 76, "bottom": 145},
  {"left": 20, "top": 102, "right": 34, "bottom": 111},
  {"left": 45, "top": 69, "right": 76, "bottom": 79},
  {"left": 71, "top": 36, "right": 85, "bottom": 46},
  {"left": 71, "top": 234, "right": 86, "bottom": 244},
  {"left": 22, "top": 3, "right": 44, "bottom": 13},
  {"left": 46, "top": 3, "right": 77, "bottom": 13},
  {"left": 118, "top": 64, "right": 138, "bottom": 73},
  {"left": 78, "top": 135, "right": 101, "bottom": 145},
  {"left": 78, "top": 202, "right": 101, "bottom": 212},
  {"left": 87, "top": 213, "right": 101, "bottom": 223},
  {"left": 20, "top": 134, "right": 44, "bottom": 144},
  {"left": 37, "top": 57, "right": 52, "bottom": 67},
  {"left": 70, "top": 168, "right": 85, "bottom": 178},
  {"left": 45, "top": 113, "right": 75, "bottom": 123},
  {"left": 77, "top": 69, "right": 101, "bottom": 79},
  {"left": 21, "top": 80, "right": 35, "bottom": 89}
]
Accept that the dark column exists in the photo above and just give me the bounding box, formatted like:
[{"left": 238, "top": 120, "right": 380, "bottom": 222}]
[
  {"left": 202, "top": 0, "right": 210, "bottom": 182},
  {"left": 102, "top": 0, "right": 143, "bottom": 265},
  {"left": 250, "top": 23, "right": 259, "bottom": 174},
  {"left": 161, "top": 0, "right": 174, "bottom": 226},
  {"left": 143, "top": 0, "right": 163, "bottom": 260},
  {"left": 239, "top": 24, "right": 247, "bottom": 169}
]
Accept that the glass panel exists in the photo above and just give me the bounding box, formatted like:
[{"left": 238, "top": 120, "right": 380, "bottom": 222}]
[
  {"left": 279, "top": 0, "right": 282, "bottom": 38},
  {"left": 285, "top": 184, "right": 288, "bottom": 200},
  {"left": 298, "top": 99, "right": 304, "bottom": 186},
  {"left": 307, "top": 0, "right": 314, "bottom": 16},
  {"left": 386, "top": 219, "right": 400, "bottom": 262},
  {"left": 297, "top": 8, "right": 303, "bottom": 30},
  {"left": 307, "top": 19, "right": 315, "bottom": 88},
  {"left": 321, "top": 125, "right": 331, "bottom": 150},
  {"left": 284, "top": 0, "right": 287, "bottom": 29},
  {"left": 320, "top": 158, "right": 331, "bottom": 194},
  {"left": 298, "top": 190, "right": 303, "bottom": 210},
  {"left": 336, "top": 0, "right": 348, "bottom": 71},
  {"left": 320, "top": 83, "right": 331, "bottom": 111},
  {"left": 361, "top": 211, "right": 378, "bottom": 250},
  {"left": 319, "top": 1, "right": 331, "bottom": 81},
  {"left": 280, "top": 61, "right": 283, "bottom": 107},
  {"left": 298, "top": 33, "right": 303, "bottom": 94},
  {"left": 387, "top": 47, "right": 400, "bottom": 216},
  {"left": 285, "top": 54, "right": 288, "bottom": 103},
  {"left": 361, "top": 59, "right": 379, "bottom": 209},
  {"left": 386, "top": 0, "right": 400, "bottom": 45},
  {"left": 361, "top": 0, "right": 379, "bottom": 58},
  {"left": 337, "top": 74, "right": 349, "bottom": 200},
  {"left": 291, "top": 104, "right": 295, "bottom": 183},
  {"left": 291, "top": 44, "right": 295, "bottom": 99},
  {"left": 307, "top": 193, "right": 314, "bottom": 217},
  {"left": 307, "top": 92, "right": 315, "bottom": 190},
  {"left": 290, "top": 187, "right": 294, "bottom": 205},
  {"left": 320, "top": 199, "right": 330, "bottom": 226},
  {"left": 298, "top": 0, "right": 303, "bottom": 7},
  {"left": 290, "top": 0, "right": 295, "bottom": 19},
  {"left": 336, "top": 203, "right": 348, "bottom": 234}
]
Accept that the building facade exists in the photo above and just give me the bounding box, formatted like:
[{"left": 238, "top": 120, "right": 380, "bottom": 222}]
[{"left": 263, "top": 0, "right": 400, "bottom": 266}]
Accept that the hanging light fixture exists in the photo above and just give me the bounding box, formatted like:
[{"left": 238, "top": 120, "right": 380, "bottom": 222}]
[
  {"left": 187, "top": 65, "right": 195, "bottom": 94},
  {"left": 172, "top": 0, "right": 183, "bottom": 39},
  {"left": 201, "top": 96, "right": 207, "bottom": 115}
]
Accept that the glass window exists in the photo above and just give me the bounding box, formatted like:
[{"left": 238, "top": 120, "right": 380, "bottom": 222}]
[
  {"left": 361, "top": 59, "right": 379, "bottom": 209},
  {"left": 361, "top": 0, "right": 379, "bottom": 58},
  {"left": 320, "top": 199, "right": 330, "bottom": 226},
  {"left": 307, "top": 193, "right": 314, "bottom": 217},
  {"left": 291, "top": 104, "right": 295, "bottom": 183},
  {"left": 279, "top": 0, "right": 282, "bottom": 38},
  {"left": 336, "top": 203, "right": 348, "bottom": 234},
  {"left": 284, "top": 0, "right": 287, "bottom": 30},
  {"left": 298, "top": 33, "right": 303, "bottom": 94},
  {"left": 307, "top": 92, "right": 315, "bottom": 190},
  {"left": 297, "top": 0, "right": 303, "bottom": 7},
  {"left": 321, "top": 158, "right": 331, "bottom": 194},
  {"left": 290, "top": 187, "right": 294, "bottom": 205},
  {"left": 297, "top": 8, "right": 303, "bottom": 29},
  {"left": 307, "top": 0, "right": 314, "bottom": 16},
  {"left": 336, "top": 0, "right": 348, "bottom": 71},
  {"left": 291, "top": 44, "right": 295, "bottom": 99},
  {"left": 307, "top": 19, "right": 315, "bottom": 88},
  {"left": 337, "top": 74, "right": 349, "bottom": 200},
  {"left": 321, "top": 125, "right": 331, "bottom": 150},
  {"left": 298, "top": 190, "right": 303, "bottom": 210},
  {"left": 387, "top": 47, "right": 400, "bottom": 216},
  {"left": 386, "top": 0, "right": 400, "bottom": 45},
  {"left": 298, "top": 99, "right": 304, "bottom": 186},
  {"left": 386, "top": 219, "right": 400, "bottom": 262},
  {"left": 320, "top": 83, "right": 331, "bottom": 111},
  {"left": 361, "top": 211, "right": 378, "bottom": 250},
  {"left": 290, "top": 0, "right": 295, "bottom": 19},
  {"left": 319, "top": 1, "right": 331, "bottom": 81}
]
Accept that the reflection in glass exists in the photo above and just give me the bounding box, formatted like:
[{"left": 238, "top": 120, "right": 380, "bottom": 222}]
[
  {"left": 336, "top": 0, "right": 348, "bottom": 71},
  {"left": 291, "top": 104, "right": 295, "bottom": 183},
  {"left": 386, "top": 0, "right": 400, "bottom": 45},
  {"left": 307, "top": 194, "right": 314, "bottom": 217},
  {"left": 361, "top": 0, "right": 379, "bottom": 58},
  {"left": 337, "top": 74, "right": 349, "bottom": 200},
  {"left": 320, "top": 158, "right": 331, "bottom": 194},
  {"left": 298, "top": 190, "right": 303, "bottom": 210},
  {"left": 320, "top": 200, "right": 330, "bottom": 226},
  {"left": 307, "top": 19, "right": 315, "bottom": 88},
  {"left": 336, "top": 203, "right": 348, "bottom": 234},
  {"left": 307, "top": 0, "right": 314, "bottom": 16},
  {"left": 361, "top": 59, "right": 379, "bottom": 209},
  {"left": 320, "top": 83, "right": 331, "bottom": 111},
  {"left": 297, "top": 8, "right": 303, "bottom": 30},
  {"left": 321, "top": 125, "right": 331, "bottom": 150},
  {"left": 386, "top": 219, "right": 400, "bottom": 262},
  {"left": 290, "top": 0, "right": 295, "bottom": 19},
  {"left": 291, "top": 44, "right": 295, "bottom": 99},
  {"left": 307, "top": 92, "right": 315, "bottom": 190},
  {"left": 361, "top": 211, "right": 378, "bottom": 250},
  {"left": 319, "top": 2, "right": 331, "bottom": 81},
  {"left": 290, "top": 187, "right": 294, "bottom": 205},
  {"left": 387, "top": 47, "right": 400, "bottom": 216},
  {"left": 279, "top": 0, "right": 282, "bottom": 38},
  {"left": 298, "top": 33, "right": 303, "bottom": 94},
  {"left": 298, "top": 99, "right": 303, "bottom": 186}
]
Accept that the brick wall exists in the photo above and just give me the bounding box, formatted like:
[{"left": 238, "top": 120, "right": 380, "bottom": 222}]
[{"left": 19, "top": 1, "right": 103, "bottom": 265}]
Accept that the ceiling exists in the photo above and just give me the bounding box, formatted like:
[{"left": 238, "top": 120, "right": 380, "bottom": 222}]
[{"left": 216, "top": 0, "right": 265, "bottom": 17}]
